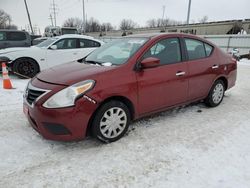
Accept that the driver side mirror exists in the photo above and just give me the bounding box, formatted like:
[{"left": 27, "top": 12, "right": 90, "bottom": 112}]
[
  {"left": 49, "top": 45, "right": 57, "bottom": 50},
  {"left": 140, "top": 57, "right": 160, "bottom": 69}
]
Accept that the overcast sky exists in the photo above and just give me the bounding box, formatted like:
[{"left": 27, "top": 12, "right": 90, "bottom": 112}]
[{"left": 0, "top": 0, "right": 249, "bottom": 34}]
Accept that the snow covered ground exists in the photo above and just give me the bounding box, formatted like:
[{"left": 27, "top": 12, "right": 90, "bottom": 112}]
[{"left": 0, "top": 59, "right": 250, "bottom": 188}]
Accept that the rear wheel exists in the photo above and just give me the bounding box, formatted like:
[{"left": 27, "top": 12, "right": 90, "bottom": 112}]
[
  {"left": 91, "top": 100, "right": 131, "bottom": 143},
  {"left": 205, "top": 80, "right": 225, "bottom": 107},
  {"left": 13, "top": 58, "right": 39, "bottom": 78}
]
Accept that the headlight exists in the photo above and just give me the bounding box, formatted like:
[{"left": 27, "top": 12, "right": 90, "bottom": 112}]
[{"left": 43, "top": 80, "right": 95, "bottom": 108}]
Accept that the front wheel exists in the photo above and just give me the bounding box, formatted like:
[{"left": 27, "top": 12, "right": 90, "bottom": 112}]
[
  {"left": 13, "top": 58, "right": 39, "bottom": 78},
  {"left": 205, "top": 80, "right": 225, "bottom": 107},
  {"left": 91, "top": 100, "right": 131, "bottom": 143}
]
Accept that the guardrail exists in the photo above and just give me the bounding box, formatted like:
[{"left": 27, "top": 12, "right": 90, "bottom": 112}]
[{"left": 201, "top": 35, "right": 250, "bottom": 57}]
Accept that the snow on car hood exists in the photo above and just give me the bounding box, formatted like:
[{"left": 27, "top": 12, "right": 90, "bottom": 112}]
[{"left": 36, "top": 61, "right": 116, "bottom": 86}]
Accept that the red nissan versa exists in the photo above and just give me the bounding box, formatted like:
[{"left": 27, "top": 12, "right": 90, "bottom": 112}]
[{"left": 23, "top": 33, "right": 237, "bottom": 142}]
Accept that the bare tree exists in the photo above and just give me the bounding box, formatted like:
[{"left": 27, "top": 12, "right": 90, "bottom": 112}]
[
  {"left": 120, "top": 19, "right": 137, "bottom": 31},
  {"left": 147, "top": 19, "right": 157, "bottom": 28},
  {"left": 62, "top": 17, "right": 83, "bottom": 30},
  {"left": 85, "top": 17, "right": 101, "bottom": 32},
  {"left": 100, "top": 22, "right": 113, "bottom": 32},
  {"left": 146, "top": 18, "right": 183, "bottom": 28},
  {"left": 0, "top": 9, "right": 13, "bottom": 29},
  {"left": 199, "top": 16, "right": 209, "bottom": 23}
]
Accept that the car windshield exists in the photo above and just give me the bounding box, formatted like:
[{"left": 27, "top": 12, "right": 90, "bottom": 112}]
[
  {"left": 85, "top": 37, "right": 148, "bottom": 65},
  {"left": 35, "top": 38, "right": 58, "bottom": 48}
]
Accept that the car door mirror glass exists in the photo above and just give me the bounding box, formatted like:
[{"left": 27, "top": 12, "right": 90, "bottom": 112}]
[
  {"left": 141, "top": 57, "right": 160, "bottom": 69},
  {"left": 50, "top": 45, "right": 57, "bottom": 50}
]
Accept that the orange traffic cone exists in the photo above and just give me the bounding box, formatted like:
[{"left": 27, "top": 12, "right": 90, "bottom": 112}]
[{"left": 2, "top": 62, "right": 13, "bottom": 89}]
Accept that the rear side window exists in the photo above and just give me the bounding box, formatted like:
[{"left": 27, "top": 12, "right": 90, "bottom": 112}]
[
  {"left": 143, "top": 38, "right": 181, "bottom": 65},
  {"left": 79, "top": 39, "right": 101, "bottom": 48},
  {"left": 0, "top": 32, "right": 6, "bottom": 41},
  {"left": 204, "top": 43, "right": 213, "bottom": 56},
  {"left": 7, "top": 32, "right": 26, "bottom": 41},
  {"left": 54, "top": 38, "right": 77, "bottom": 49},
  {"left": 185, "top": 38, "right": 206, "bottom": 60}
]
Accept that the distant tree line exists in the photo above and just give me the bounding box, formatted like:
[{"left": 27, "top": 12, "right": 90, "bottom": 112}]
[
  {"left": 0, "top": 9, "right": 17, "bottom": 29},
  {"left": 63, "top": 17, "right": 114, "bottom": 33},
  {"left": 62, "top": 16, "right": 209, "bottom": 34}
]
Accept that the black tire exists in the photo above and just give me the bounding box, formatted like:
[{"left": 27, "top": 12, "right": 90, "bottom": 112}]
[
  {"left": 13, "top": 58, "right": 40, "bottom": 79},
  {"left": 91, "top": 100, "right": 131, "bottom": 143},
  {"left": 205, "top": 80, "right": 225, "bottom": 107}
]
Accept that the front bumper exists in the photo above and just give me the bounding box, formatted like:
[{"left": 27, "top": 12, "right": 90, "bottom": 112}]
[{"left": 23, "top": 79, "right": 98, "bottom": 141}]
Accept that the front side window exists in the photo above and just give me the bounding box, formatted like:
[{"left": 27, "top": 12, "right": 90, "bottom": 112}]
[
  {"left": 143, "top": 38, "right": 181, "bottom": 65},
  {"left": 85, "top": 37, "right": 148, "bottom": 65},
  {"left": 0, "top": 32, "right": 6, "bottom": 41},
  {"left": 7, "top": 32, "right": 26, "bottom": 41},
  {"left": 54, "top": 38, "right": 77, "bottom": 49},
  {"left": 185, "top": 38, "right": 206, "bottom": 60},
  {"left": 79, "top": 39, "right": 101, "bottom": 48},
  {"left": 36, "top": 38, "right": 58, "bottom": 48}
]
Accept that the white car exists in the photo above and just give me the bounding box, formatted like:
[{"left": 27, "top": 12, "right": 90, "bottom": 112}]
[{"left": 0, "top": 34, "right": 103, "bottom": 78}]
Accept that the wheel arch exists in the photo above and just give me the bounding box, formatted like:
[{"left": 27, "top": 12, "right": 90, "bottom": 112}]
[
  {"left": 12, "top": 57, "right": 40, "bottom": 72},
  {"left": 215, "top": 76, "right": 228, "bottom": 90},
  {"left": 86, "top": 95, "right": 135, "bottom": 136}
]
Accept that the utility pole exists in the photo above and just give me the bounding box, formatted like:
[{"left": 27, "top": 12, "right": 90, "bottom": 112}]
[
  {"left": 49, "top": 14, "right": 54, "bottom": 26},
  {"left": 51, "top": 0, "right": 57, "bottom": 27},
  {"left": 186, "top": 0, "right": 192, "bottom": 25},
  {"left": 82, "top": 0, "right": 86, "bottom": 33},
  {"left": 24, "top": 0, "right": 34, "bottom": 34},
  {"left": 161, "top": 5, "right": 166, "bottom": 27}
]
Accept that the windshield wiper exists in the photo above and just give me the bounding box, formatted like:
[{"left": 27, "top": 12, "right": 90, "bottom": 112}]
[{"left": 84, "top": 60, "right": 104, "bottom": 66}]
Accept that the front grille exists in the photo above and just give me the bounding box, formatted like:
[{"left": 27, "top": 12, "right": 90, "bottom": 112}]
[
  {"left": 27, "top": 89, "right": 45, "bottom": 105},
  {"left": 25, "top": 83, "right": 49, "bottom": 106}
]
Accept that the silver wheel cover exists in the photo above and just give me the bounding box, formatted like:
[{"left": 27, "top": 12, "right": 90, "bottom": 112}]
[
  {"left": 212, "top": 83, "right": 224, "bottom": 104},
  {"left": 100, "top": 107, "right": 127, "bottom": 139}
]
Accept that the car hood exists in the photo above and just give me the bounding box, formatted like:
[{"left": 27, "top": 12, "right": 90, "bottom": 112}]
[
  {"left": 0, "top": 46, "right": 37, "bottom": 55},
  {"left": 36, "top": 61, "right": 116, "bottom": 86}
]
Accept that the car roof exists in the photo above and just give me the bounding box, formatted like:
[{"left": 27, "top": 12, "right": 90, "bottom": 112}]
[
  {"left": 125, "top": 32, "right": 203, "bottom": 39},
  {"left": 124, "top": 33, "right": 214, "bottom": 45},
  {"left": 0, "top": 29, "right": 28, "bottom": 33},
  {"left": 56, "top": 34, "right": 93, "bottom": 39},
  {"left": 54, "top": 34, "right": 104, "bottom": 44}
]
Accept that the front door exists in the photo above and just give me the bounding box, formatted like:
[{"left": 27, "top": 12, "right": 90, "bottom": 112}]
[
  {"left": 136, "top": 37, "right": 188, "bottom": 115},
  {"left": 46, "top": 38, "right": 78, "bottom": 68}
]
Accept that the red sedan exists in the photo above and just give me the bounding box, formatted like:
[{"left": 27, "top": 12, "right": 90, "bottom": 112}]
[{"left": 23, "top": 33, "right": 237, "bottom": 142}]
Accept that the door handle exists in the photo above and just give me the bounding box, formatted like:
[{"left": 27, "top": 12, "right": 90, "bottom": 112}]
[
  {"left": 73, "top": 53, "right": 78, "bottom": 55},
  {"left": 212, "top": 65, "right": 219, "bottom": 69},
  {"left": 176, "top": 71, "right": 186, "bottom": 77}
]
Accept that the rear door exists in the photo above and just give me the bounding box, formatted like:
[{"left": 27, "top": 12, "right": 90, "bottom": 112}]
[
  {"left": 6, "top": 31, "right": 29, "bottom": 47},
  {"left": 136, "top": 37, "right": 188, "bottom": 115},
  {"left": 0, "top": 31, "right": 7, "bottom": 49},
  {"left": 183, "top": 37, "right": 217, "bottom": 101}
]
